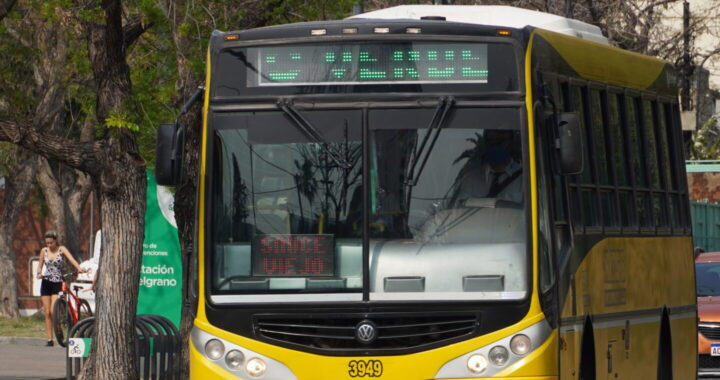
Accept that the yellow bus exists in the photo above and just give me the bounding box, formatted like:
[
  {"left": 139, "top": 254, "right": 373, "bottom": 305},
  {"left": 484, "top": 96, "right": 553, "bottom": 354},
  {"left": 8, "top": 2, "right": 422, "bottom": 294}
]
[{"left": 156, "top": 5, "right": 696, "bottom": 379}]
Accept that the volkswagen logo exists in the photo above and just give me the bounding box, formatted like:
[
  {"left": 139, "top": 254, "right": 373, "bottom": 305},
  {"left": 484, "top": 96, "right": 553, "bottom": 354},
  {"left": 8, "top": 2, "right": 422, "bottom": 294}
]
[{"left": 355, "top": 320, "right": 378, "bottom": 344}]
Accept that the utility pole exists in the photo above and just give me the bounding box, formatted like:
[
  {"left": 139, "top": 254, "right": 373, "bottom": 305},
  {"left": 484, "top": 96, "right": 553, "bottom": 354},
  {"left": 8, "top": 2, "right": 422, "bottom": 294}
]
[
  {"left": 680, "top": 0, "right": 697, "bottom": 157},
  {"left": 681, "top": 0, "right": 693, "bottom": 112},
  {"left": 565, "top": 0, "right": 573, "bottom": 18}
]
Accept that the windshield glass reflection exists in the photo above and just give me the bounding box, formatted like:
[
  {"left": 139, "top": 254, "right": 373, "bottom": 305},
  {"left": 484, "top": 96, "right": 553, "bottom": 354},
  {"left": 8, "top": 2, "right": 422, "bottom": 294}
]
[{"left": 368, "top": 107, "right": 527, "bottom": 300}]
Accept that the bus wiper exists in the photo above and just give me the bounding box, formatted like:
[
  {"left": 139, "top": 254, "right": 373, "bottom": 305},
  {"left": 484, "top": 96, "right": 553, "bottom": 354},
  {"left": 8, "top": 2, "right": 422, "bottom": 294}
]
[
  {"left": 277, "top": 99, "right": 351, "bottom": 169},
  {"left": 405, "top": 96, "right": 455, "bottom": 186}
]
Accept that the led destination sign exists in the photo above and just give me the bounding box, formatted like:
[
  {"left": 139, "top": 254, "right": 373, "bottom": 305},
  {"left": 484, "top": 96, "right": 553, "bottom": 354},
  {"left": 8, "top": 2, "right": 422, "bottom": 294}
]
[
  {"left": 252, "top": 42, "right": 489, "bottom": 86},
  {"left": 252, "top": 234, "right": 335, "bottom": 277}
]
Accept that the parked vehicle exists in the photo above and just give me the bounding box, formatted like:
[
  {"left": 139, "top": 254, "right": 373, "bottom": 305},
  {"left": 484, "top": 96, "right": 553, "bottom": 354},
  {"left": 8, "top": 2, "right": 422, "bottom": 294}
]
[{"left": 696, "top": 251, "right": 720, "bottom": 377}]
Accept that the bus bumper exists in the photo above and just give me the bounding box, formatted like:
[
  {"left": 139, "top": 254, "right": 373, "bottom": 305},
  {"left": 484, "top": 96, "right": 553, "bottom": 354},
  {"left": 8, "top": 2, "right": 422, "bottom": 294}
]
[
  {"left": 190, "top": 320, "right": 558, "bottom": 379},
  {"left": 436, "top": 378, "right": 557, "bottom": 380}
]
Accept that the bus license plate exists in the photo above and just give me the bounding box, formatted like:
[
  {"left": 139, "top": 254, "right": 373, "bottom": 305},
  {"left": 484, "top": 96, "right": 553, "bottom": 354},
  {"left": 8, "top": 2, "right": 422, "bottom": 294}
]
[
  {"left": 348, "top": 359, "right": 383, "bottom": 378},
  {"left": 712, "top": 344, "right": 720, "bottom": 356}
]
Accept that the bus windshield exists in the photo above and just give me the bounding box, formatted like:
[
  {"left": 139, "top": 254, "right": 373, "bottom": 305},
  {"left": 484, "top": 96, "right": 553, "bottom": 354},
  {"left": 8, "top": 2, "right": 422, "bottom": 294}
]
[{"left": 209, "top": 106, "right": 527, "bottom": 301}]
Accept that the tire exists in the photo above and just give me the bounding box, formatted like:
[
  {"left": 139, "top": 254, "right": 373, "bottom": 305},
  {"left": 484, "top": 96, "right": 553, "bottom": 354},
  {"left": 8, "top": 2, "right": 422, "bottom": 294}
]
[
  {"left": 52, "top": 298, "right": 71, "bottom": 347},
  {"left": 78, "top": 299, "right": 93, "bottom": 319}
]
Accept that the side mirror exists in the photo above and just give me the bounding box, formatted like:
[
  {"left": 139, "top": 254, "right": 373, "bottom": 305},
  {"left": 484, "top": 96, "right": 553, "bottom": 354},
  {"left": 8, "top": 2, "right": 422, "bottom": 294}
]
[
  {"left": 156, "top": 123, "right": 184, "bottom": 186},
  {"left": 557, "top": 113, "right": 583, "bottom": 175}
]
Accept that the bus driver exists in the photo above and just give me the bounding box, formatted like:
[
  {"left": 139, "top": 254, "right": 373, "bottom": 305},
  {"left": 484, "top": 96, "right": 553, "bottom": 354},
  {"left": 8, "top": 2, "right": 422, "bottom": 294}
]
[{"left": 451, "top": 129, "right": 522, "bottom": 205}]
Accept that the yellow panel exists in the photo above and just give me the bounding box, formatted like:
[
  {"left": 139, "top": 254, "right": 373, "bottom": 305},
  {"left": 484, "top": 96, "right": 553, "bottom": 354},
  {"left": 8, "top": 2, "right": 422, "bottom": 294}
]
[
  {"left": 557, "top": 236, "right": 696, "bottom": 379},
  {"left": 561, "top": 236, "right": 695, "bottom": 319},
  {"left": 534, "top": 29, "right": 667, "bottom": 90},
  {"left": 196, "top": 48, "right": 212, "bottom": 322}
]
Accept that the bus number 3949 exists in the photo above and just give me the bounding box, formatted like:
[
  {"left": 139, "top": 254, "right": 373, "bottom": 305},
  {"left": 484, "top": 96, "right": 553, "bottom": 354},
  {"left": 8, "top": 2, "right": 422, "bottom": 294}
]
[{"left": 348, "top": 360, "right": 383, "bottom": 377}]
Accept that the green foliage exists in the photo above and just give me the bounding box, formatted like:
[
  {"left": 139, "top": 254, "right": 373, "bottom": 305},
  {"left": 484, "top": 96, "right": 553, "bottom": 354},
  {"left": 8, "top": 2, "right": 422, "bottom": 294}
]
[
  {"left": 105, "top": 110, "right": 140, "bottom": 132},
  {"left": 138, "top": 0, "right": 165, "bottom": 25},
  {"left": 0, "top": 0, "right": 368, "bottom": 170},
  {"left": 0, "top": 315, "right": 47, "bottom": 338},
  {"left": 691, "top": 117, "right": 720, "bottom": 160},
  {"left": 0, "top": 22, "right": 36, "bottom": 116},
  {"left": 78, "top": 6, "right": 105, "bottom": 24}
]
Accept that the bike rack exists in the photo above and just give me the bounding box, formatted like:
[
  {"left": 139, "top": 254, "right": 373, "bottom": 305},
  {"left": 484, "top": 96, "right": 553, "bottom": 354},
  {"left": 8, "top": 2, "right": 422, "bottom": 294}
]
[{"left": 66, "top": 315, "right": 180, "bottom": 380}]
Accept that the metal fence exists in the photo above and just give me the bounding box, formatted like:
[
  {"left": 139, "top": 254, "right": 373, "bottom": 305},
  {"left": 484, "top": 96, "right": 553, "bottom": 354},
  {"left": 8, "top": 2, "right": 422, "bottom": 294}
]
[
  {"left": 66, "top": 314, "right": 180, "bottom": 380},
  {"left": 691, "top": 201, "right": 720, "bottom": 252}
]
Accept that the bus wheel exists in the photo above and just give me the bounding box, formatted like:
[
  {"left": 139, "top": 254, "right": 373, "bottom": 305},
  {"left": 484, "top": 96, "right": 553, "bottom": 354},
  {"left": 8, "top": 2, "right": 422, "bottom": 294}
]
[
  {"left": 579, "top": 318, "right": 596, "bottom": 380},
  {"left": 657, "top": 309, "right": 673, "bottom": 380}
]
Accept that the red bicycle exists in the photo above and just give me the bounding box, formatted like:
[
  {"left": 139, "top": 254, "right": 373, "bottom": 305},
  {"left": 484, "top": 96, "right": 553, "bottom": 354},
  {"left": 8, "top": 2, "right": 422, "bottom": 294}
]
[{"left": 52, "top": 272, "right": 93, "bottom": 347}]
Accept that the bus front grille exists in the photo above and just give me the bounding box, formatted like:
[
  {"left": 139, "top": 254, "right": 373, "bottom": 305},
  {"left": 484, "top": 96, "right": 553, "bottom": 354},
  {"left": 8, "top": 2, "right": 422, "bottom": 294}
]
[{"left": 254, "top": 313, "right": 479, "bottom": 352}]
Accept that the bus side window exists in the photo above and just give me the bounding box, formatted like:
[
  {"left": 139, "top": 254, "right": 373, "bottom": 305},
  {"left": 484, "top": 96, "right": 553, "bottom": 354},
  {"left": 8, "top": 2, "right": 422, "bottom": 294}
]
[
  {"left": 660, "top": 102, "right": 683, "bottom": 230},
  {"left": 565, "top": 84, "right": 601, "bottom": 231},
  {"left": 643, "top": 99, "right": 667, "bottom": 229},
  {"left": 578, "top": 86, "right": 599, "bottom": 230},
  {"left": 590, "top": 89, "right": 617, "bottom": 229},
  {"left": 607, "top": 93, "right": 634, "bottom": 230},
  {"left": 625, "top": 95, "right": 653, "bottom": 230},
  {"left": 560, "top": 81, "right": 583, "bottom": 231}
]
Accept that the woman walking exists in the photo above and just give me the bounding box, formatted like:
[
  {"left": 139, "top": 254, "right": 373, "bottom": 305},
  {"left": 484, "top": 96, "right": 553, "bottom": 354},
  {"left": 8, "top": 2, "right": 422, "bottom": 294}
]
[{"left": 36, "top": 231, "right": 86, "bottom": 346}]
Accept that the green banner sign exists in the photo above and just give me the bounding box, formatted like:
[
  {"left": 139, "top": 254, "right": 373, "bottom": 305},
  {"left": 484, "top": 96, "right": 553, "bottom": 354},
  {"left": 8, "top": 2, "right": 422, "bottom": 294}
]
[{"left": 136, "top": 170, "right": 182, "bottom": 327}]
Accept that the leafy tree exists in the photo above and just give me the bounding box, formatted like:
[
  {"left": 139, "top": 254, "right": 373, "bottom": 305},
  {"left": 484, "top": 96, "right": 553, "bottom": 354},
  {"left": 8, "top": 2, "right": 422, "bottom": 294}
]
[
  {"left": 159, "top": 0, "right": 354, "bottom": 376},
  {"left": 691, "top": 117, "right": 720, "bottom": 159},
  {"left": 0, "top": 0, "right": 151, "bottom": 377},
  {"left": 0, "top": 0, "right": 71, "bottom": 319}
]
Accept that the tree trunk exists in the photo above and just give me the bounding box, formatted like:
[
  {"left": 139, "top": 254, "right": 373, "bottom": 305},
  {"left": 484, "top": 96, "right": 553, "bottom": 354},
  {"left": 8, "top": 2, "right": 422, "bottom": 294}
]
[
  {"left": 76, "top": 0, "right": 147, "bottom": 378},
  {"left": 0, "top": 150, "right": 37, "bottom": 318},
  {"left": 89, "top": 161, "right": 146, "bottom": 380}
]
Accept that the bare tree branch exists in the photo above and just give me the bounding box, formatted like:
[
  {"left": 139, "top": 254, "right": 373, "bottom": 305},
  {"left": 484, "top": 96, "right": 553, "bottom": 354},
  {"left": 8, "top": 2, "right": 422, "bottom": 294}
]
[
  {"left": 699, "top": 47, "right": 720, "bottom": 68},
  {"left": 0, "top": 117, "right": 103, "bottom": 174},
  {"left": 641, "top": 0, "right": 680, "bottom": 14}
]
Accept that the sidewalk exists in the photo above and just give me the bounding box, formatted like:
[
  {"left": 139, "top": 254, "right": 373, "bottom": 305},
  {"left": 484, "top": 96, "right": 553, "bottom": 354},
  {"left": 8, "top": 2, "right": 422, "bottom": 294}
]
[{"left": 0, "top": 337, "right": 65, "bottom": 380}]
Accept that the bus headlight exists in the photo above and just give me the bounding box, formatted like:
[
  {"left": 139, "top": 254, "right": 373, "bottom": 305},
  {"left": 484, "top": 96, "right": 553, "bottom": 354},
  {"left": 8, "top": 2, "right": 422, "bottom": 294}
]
[
  {"left": 435, "top": 320, "right": 551, "bottom": 378},
  {"left": 510, "top": 334, "right": 531, "bottom": 355},
  {"left": 204, "top": 339, "right": 225, "bottom": 360},
  {"left": 246, "top": 357, "right": 267, "bottom": 377},
  {"left": 488, "top": 346, "right": 509, "bottom": 366},
  {"left": 467, "top": 353, "right": 488, "bottom": 374},
  {"left": 225, "top": 350, "right": 245, "bottom": 370}
]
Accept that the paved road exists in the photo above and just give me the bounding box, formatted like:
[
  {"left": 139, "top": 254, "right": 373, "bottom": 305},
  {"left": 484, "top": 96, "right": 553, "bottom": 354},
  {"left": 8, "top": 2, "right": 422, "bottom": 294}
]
[{"left": 0, "top": 337, "right": 65, "bottom": 380}]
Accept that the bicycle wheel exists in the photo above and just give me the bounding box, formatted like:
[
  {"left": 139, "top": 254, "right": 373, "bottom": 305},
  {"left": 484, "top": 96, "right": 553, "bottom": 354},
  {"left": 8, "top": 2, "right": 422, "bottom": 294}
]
[
  {"left": 52, "top": 298, "right": 71, "bottom": 347},
  {"left": 78, "top": 299, "right": 93, "bottom": 319}
]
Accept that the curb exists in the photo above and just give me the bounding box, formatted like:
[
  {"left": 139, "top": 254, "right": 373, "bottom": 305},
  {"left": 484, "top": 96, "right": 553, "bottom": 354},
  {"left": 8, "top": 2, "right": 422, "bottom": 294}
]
[{"left": 0, "top": 336, "right": 51, "bottom": 346}]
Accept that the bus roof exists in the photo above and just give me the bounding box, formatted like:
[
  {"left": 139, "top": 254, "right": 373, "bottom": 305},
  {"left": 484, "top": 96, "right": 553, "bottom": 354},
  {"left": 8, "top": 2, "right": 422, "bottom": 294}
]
[{"left": 348, "top": 5, "right": 609, "bottom": 45}]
